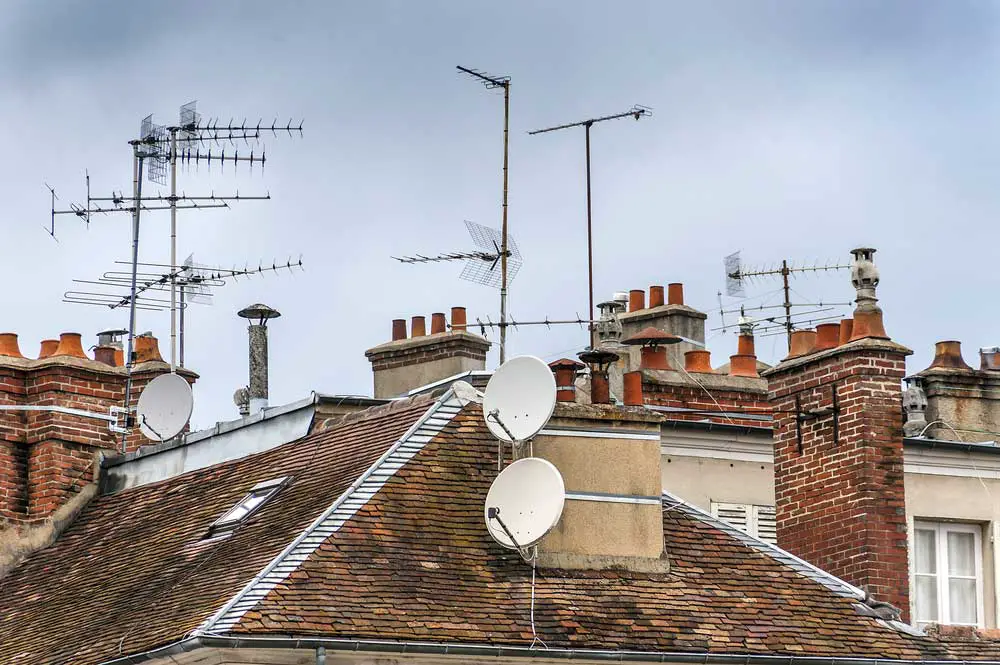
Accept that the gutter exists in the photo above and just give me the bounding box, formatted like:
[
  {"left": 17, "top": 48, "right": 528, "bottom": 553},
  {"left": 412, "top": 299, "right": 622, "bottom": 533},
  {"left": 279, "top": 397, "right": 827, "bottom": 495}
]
[{"left": 98, "top": 634, "right": 1000, "bottom": 665}]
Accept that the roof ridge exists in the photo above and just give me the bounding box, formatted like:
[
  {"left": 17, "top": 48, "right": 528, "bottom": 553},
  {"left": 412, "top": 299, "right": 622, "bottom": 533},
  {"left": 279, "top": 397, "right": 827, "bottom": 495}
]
[
  {"left": 662, "top": 490, "right": 866, "bottom": 600},
  {"left": 312, "top": 392, "right": 436, "bottom": 432},
  {"left": 194, "top": 388, "right": 466, "bottom": 635}
]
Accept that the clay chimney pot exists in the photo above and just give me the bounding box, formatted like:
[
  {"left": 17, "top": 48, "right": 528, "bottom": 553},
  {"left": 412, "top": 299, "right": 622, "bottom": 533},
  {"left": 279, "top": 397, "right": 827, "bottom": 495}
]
[
  {"left": 431, "top": 312, "right": 447, "bottom": 335},
  {"left": 929, "top": 340, "right": 973, "bottom": 370},
  {"left": 737, "top": 334, "right": 755, "bottom": 356},
  {"left": 667, "top": 283, "right": 684, "bottom": 306},
  {"left": 38, "top": 339, "right": 59, "bottom": 359},
  {"left": 134, "top": 334, "right": 164, "bottom": 364},
  {"left": 94, "top": 345, "right": 117, "bottom": 366},
  {"left": 391, "top": 319, "right": 407, "bottom": 342},
  {"left": 53, "top": 332, "right": 87, "bottom": 359},
  {"left": 648, "top": 285, "right": 665, "bottom": 308},
  {"left": 628, "top": 289, "right": 646, "bottom": 312},
  {"left": 411, "top": 316, "right": 426, "bottom": 338},
  {"left": 684, "top": 349, "right": 713, "bottom": 373},
  {"left": 0, "top": 333, "right": 23, "bottom": 358},
  {"left": 451, "top": 307, "right": 467, "bottom": 332},
  {"left": 849, "top": 310, "right": 888, "bottom": 342},
  {"left": 550, "top": 358, "right": 584, "bottom": 402},
  {"left": 623, "top": 371, "right": 643, "bottom": 406},
  {"left": 729, "top": 354, "right": 759, "bottom": 378},
  {"left": 786, "top": 329, "right": 818, "bottom": 359},
  {"left": 838, "top": 319, "right": 854, "bottom": 346},
  {"left": 114, "top": 348, "right": 124, "bottom": 367},
  {"left": 814, "top": 323, "right": 841, "bottom": 351}
]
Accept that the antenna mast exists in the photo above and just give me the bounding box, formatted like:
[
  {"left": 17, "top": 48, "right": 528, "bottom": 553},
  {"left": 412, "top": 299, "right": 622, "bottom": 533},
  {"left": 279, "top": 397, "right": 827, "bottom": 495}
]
[
  {"left": 457, "top": 65, "right": 511, "bottom": 364},
  {"left": 529, "top": 105, "right": 651, "bottom": 350}
]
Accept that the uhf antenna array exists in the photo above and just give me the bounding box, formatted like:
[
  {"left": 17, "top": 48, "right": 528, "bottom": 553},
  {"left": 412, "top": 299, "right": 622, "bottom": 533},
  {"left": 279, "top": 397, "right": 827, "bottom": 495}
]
[
  {"left": 394, "top": 219, "right": 523, "bottom": 287},
  {"left": 722, "top": 251, "right": 850, "bottom": 350},
  {"left": 47, "top": 100, "right": 302, "bottom": 447}
]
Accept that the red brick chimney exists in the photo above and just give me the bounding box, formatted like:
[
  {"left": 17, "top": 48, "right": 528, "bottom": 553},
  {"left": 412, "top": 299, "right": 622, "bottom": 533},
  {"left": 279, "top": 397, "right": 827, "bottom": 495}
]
[
  {"left": 0, "top": 331, "right": 196, "bottom": 526},
  {"left": 764, "top": 247, "right": 911, "bottom": 620}
]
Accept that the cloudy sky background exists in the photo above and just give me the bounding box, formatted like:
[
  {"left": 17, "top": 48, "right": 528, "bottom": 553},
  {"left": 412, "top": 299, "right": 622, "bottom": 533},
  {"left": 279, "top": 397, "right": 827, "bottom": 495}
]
[{"left": 1, "top": 1, "right": 997, "bottom": 427}]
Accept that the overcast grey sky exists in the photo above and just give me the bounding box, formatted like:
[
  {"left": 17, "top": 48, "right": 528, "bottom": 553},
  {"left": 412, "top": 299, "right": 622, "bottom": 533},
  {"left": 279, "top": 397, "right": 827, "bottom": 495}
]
[{"left": 2, "top": 1, "right": 998, "bottom": 427}]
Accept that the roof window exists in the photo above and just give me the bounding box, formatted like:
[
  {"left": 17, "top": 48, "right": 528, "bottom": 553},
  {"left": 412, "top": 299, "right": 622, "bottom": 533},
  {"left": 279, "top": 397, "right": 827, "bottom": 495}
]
[{"left": 208, "top": 477, "right": 289, "bottom": 537}]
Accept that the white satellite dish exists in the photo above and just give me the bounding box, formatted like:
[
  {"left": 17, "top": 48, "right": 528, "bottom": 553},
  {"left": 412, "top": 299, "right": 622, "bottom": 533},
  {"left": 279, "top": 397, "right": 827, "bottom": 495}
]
[
  {"left": 482, "top": 355, "right": 556, "bottom": 442},
  {"left": 485, "top": 457, "right": 565, "bottom": 549},
  {"left": 136, "top": 373, "right": 194, "bottom": 441}
]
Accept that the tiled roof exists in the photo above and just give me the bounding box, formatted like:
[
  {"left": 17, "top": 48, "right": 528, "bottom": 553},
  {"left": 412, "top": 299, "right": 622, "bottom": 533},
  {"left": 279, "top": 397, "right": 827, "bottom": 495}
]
[
  {"left": 4, "top": 390, "right": 1000, "bottom": 663},
  {"left": 0, "top": 396, "right": 437, "bottom": 665}
]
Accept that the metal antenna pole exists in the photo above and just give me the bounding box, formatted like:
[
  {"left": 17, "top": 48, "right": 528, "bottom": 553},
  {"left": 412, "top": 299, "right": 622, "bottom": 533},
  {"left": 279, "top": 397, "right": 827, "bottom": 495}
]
[
  {"left": 529, "top": 105, "right": 650, "bottom": 350},
  {"left": 499, "top": 79, "right": 510, "bottom": 364},
  {"left": 179, "top": 282, "right": 186, "bottom": 368},
  {"left": 121, "top": 145, "right": 144, "bottom": 451},
  {"left": 781, "top": 259, "right": 792, "bottom": 351},
  {"left": 169, "top": 128, "right": 178, "bottom": 372}
]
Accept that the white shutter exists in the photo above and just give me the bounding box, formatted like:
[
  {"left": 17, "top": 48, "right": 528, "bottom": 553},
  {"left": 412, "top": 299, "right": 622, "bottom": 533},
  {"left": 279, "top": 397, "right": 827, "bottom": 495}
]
[
  {"left": 711, "top": 502, "right": 750, "bottom": 533},
  {"left": 753, "top": 505, "right": 777, "bottom": 544}
]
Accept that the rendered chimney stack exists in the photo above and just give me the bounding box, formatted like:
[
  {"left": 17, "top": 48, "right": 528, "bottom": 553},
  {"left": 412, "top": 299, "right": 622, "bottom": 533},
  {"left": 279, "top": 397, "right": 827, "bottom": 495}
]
[
  {"left": 366, "top": 307, "right": 490, "bottom": 399},
  {"left": 238, "top": 303, "right": 282, "bottom": 415}
]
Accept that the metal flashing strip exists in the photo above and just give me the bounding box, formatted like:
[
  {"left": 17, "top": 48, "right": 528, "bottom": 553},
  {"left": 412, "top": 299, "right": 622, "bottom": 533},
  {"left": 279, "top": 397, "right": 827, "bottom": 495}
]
[
  {"left": 198, "top": 390, "right": 466, "bottom": 634},
  {"left": 662, "top": 490, "right": 866, "bottom": 601},
  {"left": 539, "top": 427, "right": 660, "bottom": 440},
  {"left": 566, "top": 491, "right": 661, "bottom": 505}
]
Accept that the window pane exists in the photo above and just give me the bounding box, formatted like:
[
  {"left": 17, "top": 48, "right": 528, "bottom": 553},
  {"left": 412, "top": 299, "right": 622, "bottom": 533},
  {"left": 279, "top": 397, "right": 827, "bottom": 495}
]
[
  {"left": 915, "top": 576, "right": 939, "bottom": 622},
  {"left": 947, "top": 531, "right": 976, "bottom": 577},
  {"left": 949, "top": 577, "right": 978, "bottom": 624},
  {"left": 915, "top": 529, "right": 937, "bottom": 574}
]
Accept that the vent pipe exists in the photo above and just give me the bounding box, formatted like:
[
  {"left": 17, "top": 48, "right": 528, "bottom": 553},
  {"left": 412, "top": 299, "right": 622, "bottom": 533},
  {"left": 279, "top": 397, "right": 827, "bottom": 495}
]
[{"left": 238, "top": 303, "right": 282, "bottom": 414}]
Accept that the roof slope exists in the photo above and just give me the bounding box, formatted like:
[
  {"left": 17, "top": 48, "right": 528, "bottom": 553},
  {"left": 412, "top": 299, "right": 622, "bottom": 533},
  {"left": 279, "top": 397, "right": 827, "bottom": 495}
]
[
  {"left": 0, "top": 396, "right": 436, "bottom": 665},
  {"left": 231, "top": 407, "right": 1000, "bottom": 660}
]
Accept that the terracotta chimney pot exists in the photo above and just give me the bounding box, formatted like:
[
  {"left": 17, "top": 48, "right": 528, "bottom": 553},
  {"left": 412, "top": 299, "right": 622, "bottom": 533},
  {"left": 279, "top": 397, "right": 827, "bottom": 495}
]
[
  {"left": 550, "top": 358, "right": 584, "bottom": 402},
  {"left": 53, "top": 332, "right": 87, "bottom": 359},
  {"left": 431, "top": 312, "right": 447, "bottom": 335},
  {"left": 134, "top": 334, "right": 164, "bottom": 364},
  {"left": 648, "top": 285, "right": 665, "bottom": 308},
  {"left": 591, "top": 371, "right": 611, "bottom": 405},
  {"left": 667, "top": 283, "right": 684, "bottom": 306},
  {"left": 94, "top": 345, "right": 117, "bottom": 366},
  {"left": 838, "top": 319, "right": 854, "bottom": 346},
  {"left": 623, "top": 371, "right": 643, "bottom": 406},
  {"left": 391, "top": 319, "right": 407, "bottom": 341},
  {"left": 786, "top": 329, "right": 817, "bottom": 359},
  {"left": 411, "top": 316, "right": 426, "bottom": 338},
  {"left": 737, "top": 334, "right": 755, "bottom": 356},
  {"left": 0, "top": 333, "right": 23, "bottom": 358},
  {"left": 684, "top": 349, "right": 713, "bottom": 373},
  {"left": 814, "top": 323, "right": 841, "bottom": 352},
  {"left": 451, "top": 307, "right": 467, "bottom": 332},
  {"left": 849, "top": 310, "right": 888, "bottom": 342},
  {"left": 929, "top": 340, "right": 972, "bottom": 370},
  {"left": 729, "top": 354, "right": 759, "bottom": 378},
  {"left": 629, "top": 289, "right": 645, "bottom": 312},
  {"left": 38, "top": 339, "right": 59, "bottom": 359},
  {"left": 114, "top": 348, "right": 124, "bottom": 367}
]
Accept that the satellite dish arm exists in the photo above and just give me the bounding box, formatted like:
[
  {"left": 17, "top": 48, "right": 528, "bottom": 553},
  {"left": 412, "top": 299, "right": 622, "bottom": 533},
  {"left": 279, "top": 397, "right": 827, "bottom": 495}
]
[{"left": 487, "top": 507, "right": 534, "bottom": 561}]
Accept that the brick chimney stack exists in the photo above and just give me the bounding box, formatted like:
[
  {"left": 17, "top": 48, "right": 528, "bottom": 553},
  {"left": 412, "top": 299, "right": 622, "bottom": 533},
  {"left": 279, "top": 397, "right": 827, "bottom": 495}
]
[
  {"left": 365, "top": 307, "right": 490, "bottom": 398},
  {"left": 764, "top": 247, "right": 912, "bottom": 620}
]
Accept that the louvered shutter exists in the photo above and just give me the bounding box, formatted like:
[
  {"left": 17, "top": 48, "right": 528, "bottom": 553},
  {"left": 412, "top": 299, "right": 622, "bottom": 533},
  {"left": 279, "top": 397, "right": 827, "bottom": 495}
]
[
  {"left": 753, "top": 504, "right": 777, "bottom": 544},
  {"left": 710, "top": 502, "right": 750, "bottom": 533}
]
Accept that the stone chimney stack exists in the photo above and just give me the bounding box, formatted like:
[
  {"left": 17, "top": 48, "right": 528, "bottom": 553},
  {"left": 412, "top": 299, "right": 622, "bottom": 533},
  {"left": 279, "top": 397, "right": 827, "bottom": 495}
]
[
  {"left": 910, "top": 340, "right": 1000, "bottom": 440},
  {"left": 617, "top": 283, "right": 707, "bottom": 370},
  {"left": 764, "top": 247, "right": 912, "bottom": 620},
  {"left": 237, "top": 304, "right": 281, "bottom": 414},
  {"left": 366, "top": 307, "right": 490, "bottom": 398}
]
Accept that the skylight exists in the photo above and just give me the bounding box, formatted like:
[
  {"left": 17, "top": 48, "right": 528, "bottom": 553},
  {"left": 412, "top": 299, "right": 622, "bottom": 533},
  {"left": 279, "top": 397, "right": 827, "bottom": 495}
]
[{"left": 208, "top": 477, "right": 288, "bottom": 537}]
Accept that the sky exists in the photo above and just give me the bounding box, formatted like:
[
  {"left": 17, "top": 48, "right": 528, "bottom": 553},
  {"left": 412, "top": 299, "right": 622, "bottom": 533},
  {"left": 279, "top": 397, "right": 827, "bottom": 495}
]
[{"left": 1, "top": 1, "right": 999, "bottom": 428}]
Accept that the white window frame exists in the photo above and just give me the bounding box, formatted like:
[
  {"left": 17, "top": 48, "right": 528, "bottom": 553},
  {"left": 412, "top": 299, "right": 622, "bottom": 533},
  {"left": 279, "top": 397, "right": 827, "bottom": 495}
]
[
  {"left": 912, "top": 520, "right": 985, "bottom": 628},
  {"left": 208, "top": 477, "right": 289, "bottom": 538},
  {"left": 710, "top": 501, "right": 776, "bottom": 544}
]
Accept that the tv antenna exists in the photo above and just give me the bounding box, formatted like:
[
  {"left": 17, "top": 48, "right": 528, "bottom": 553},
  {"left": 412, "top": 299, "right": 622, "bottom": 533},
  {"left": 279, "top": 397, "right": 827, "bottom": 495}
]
[
  {"left": 457, "top": 65, "right": 511, "bottom": 364},
  {"left": 46, "top": 100, "right": 302, "bottom": 448},
  {"left": 723, "top": 251, "right": 849, "bottom": 350},
  {"left": 529, "top": 105, "right": 651, "bottom": 349},
  {"left": 65, "top": 256, "right": 304, "bottom": 368}
]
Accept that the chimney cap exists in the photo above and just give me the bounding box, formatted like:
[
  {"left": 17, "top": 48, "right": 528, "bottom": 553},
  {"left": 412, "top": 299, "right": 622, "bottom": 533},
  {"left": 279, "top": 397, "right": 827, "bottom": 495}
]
[
  {"left": 622, "top": 326, "right": 681, "bottom": 347},
  {"left": 578, "top": 348, "right": 620, "bottom": 367},
  {"left": 238, "top": 303, "right": 282, "bottom": 326},
  {"left": 97, "top": 328, "right": 129, "bottom": 339},
  {"left": 549, "top": 358, "right": 586, "bottom": 370}
]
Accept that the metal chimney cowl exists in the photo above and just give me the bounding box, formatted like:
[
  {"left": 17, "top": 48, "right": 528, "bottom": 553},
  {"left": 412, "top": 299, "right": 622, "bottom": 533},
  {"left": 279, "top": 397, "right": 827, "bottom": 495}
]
[{"left": 237, "top": 303, "right": 281, "bottom": 415}]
